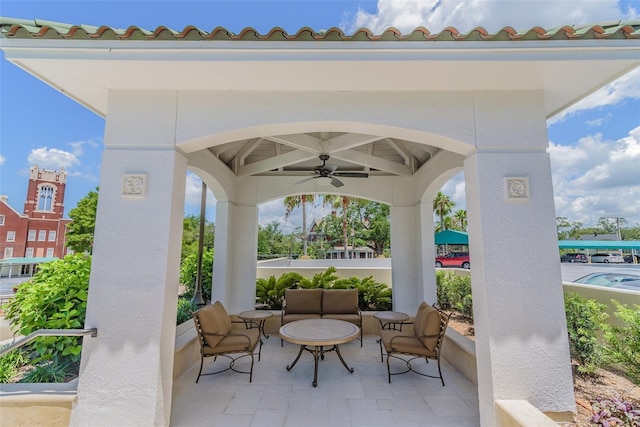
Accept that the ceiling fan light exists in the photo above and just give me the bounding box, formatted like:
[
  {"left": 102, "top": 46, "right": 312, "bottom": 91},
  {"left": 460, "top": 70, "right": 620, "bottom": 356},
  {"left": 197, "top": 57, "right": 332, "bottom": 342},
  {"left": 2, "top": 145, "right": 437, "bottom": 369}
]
[{"left": 317, "top": 176, "right": 332, "bottom": 186}]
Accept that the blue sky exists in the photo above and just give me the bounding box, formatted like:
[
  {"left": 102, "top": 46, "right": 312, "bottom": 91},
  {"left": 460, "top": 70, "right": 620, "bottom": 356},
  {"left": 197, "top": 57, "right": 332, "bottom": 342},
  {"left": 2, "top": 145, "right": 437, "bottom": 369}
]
[{"left": 1, "top": 0, "right": 639, "bottom": 233}]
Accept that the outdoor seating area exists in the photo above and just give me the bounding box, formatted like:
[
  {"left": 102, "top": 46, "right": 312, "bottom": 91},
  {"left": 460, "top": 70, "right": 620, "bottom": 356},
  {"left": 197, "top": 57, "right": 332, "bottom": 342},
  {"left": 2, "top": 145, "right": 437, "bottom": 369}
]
[{"left": 171, "top": 331, "right": 480, "bottom": 426}]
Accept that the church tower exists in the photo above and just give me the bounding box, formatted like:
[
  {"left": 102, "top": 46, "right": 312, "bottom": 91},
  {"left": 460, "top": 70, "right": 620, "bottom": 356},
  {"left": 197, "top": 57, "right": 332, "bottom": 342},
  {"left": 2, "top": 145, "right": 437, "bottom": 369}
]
[{"left": 23, "top": 165, "right": 67, "bottom": 219}]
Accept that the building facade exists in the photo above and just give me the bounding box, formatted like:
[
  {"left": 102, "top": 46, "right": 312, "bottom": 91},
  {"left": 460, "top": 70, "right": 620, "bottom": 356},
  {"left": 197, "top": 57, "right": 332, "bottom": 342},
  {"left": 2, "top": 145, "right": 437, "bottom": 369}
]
[{"left": 0, "top": 165, "right": 71, "bottom": 261}]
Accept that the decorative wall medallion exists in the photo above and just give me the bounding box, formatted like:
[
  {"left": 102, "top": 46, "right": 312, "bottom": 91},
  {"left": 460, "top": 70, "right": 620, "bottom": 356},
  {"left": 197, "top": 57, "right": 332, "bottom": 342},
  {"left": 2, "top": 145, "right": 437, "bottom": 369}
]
[
  {"left": 122, "top": 174, "right": 147, "bottom": 198},
  {"left": 505, "top": 177, "right": 529, "bottom": 202}
]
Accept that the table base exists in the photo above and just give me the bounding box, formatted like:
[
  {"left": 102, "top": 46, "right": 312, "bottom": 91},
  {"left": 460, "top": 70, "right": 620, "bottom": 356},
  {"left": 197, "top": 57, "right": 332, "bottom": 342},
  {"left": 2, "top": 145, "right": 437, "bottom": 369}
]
[{"left": 286, "top": 344, "right": 354, "bottom": 387}]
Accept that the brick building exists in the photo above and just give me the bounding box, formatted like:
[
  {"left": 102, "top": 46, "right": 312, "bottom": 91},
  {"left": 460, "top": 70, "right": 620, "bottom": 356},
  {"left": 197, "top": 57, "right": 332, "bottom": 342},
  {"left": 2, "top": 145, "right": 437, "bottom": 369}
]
[{"left": 0, "top": 165, "right": 71, "bottom": 262}]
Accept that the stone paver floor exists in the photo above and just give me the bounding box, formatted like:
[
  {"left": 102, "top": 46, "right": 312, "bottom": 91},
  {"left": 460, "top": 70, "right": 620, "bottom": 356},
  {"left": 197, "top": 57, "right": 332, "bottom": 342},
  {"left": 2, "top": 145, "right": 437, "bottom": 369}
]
[{"left": 171, "top": 335, "right": 479, "bottom": 426}]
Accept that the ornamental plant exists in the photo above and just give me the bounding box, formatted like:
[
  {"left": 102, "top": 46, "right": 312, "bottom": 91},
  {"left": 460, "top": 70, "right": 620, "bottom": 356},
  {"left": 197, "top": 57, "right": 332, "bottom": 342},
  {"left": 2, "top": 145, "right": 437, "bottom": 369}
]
[
  {"left": 590, "top": 398, "right": 640, "bottom": 426},
  {"left": 4, "top": 254, "right": 91, "bottom": 365},
  {"left": 564, "top": 292, "right": 608, "bottom": 375},
  {"left": 603, "top": 301, "right": 640, "bottom": 385}
]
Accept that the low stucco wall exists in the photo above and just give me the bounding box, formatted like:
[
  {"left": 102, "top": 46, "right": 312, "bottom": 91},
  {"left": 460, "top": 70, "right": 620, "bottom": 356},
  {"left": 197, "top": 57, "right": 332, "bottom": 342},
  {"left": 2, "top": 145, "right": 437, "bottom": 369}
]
[
  {"left": 257, "top": 258, "right": 393, "bottom": 287},
  {"left": 0, "top": 381, "right": 77, "bottom": 427},
  {"left": 563, "top": 282, "right": 640, "bottom": 328}
]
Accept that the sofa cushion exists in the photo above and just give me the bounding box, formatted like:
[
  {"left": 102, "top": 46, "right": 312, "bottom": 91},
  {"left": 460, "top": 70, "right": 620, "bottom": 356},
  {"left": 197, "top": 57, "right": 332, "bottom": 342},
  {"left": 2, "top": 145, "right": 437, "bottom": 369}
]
[
  {"left": 322, "top": 313, "right": 361, "bottom": 325},
  {"left": 322, "top": 289, "right": 359, "bottom": 314},
  {"left": 282, "top": 313, "right": 321, "bottom": 324},
  {"left": 285, "top": 289, "right": 323, "bottom": 314},
  {"left": 196, "top": 301, "right": 232, "bottom": 348}
]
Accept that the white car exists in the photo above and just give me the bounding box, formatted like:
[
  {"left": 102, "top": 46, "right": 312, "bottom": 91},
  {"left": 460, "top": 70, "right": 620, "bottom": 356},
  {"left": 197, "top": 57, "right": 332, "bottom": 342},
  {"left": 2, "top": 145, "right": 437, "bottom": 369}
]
[{"left": 590, "top": 253, "right": 625, "bottom": 263}]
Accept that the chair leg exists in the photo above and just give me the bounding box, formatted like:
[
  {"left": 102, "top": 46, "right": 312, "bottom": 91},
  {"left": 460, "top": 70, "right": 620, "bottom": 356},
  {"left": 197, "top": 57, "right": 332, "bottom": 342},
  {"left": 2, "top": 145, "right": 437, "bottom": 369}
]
[
  {"left": 258, "top": 339, "right": 263, "bottom": 362},
  {"left": 249, "top": 352, "right": 255, "bottom": 383},
  {"left": 386, "top": 352, "right": 392, "bottom": 383},
  {"left": 379, "top": 339, "right": 384, "bottom": 362},
  {"left": 195, "top": 355, "right": 204, "bottom": 383},
  {"left": 437, "top": 357, "right": 445, "bottom": 386},
  {"left": 360, "top": 327, "right": 363, "bottom": 347}
]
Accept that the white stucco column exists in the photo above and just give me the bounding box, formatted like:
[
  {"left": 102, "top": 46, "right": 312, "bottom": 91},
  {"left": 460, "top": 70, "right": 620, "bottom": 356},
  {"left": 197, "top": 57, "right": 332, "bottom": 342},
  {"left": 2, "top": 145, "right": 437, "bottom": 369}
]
[
  {"left": 390, "top": 204, "right": 420, "bottom": 313},
  {"left": 465, "top": 92, "right": 575, "bottom": 425},
  {"left": 229, "top": 204, "right": 259, "bottom": 313},
  {"left": 212, "top": 200, "right": 234, "bottom": 305},
  {"left": 71, "top": 91, "right": 186, "bottom": 427},
  {"left": 418, "top": 201, "right": 437, "bottom": 304},
  {"left": 212, "top": 200, "right": 258, "bottom": 313}
]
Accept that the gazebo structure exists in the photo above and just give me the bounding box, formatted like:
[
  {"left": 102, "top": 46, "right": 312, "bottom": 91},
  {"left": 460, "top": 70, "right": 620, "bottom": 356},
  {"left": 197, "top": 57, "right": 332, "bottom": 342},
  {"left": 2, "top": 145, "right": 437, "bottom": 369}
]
[{"left": 1, "top": 18, "right": 639, "bottom": 426}]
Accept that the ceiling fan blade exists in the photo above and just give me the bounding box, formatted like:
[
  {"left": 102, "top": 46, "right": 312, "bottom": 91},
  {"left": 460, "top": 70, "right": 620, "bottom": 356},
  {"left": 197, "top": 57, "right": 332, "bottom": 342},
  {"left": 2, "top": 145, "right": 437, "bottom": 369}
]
[
  {"left": 331, "top": 177, "right": 344, "bottom": 187},
  {"left": 325, "top": 164, "right": 338, "bottom": 173},
  {"left": 295, "top": 176, "right": 317, "bottom": 185},
  {"left": 333, "top": 172, "right": 369, "bottom": 178}
]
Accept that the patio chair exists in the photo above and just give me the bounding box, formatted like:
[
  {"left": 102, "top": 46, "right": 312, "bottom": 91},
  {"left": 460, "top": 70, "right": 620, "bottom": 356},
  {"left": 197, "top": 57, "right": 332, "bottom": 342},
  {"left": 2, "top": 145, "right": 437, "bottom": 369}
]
[
  {"left": 192, "top": 301, "right": 262, "bottom": 383},
  {"left": 378, "top": 302, "right": 451, "bottom": 385}
]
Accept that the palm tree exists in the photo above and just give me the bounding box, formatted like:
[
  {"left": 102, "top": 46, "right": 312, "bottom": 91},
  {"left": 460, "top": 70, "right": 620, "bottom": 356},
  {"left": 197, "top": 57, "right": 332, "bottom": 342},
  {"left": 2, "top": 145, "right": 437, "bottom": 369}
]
[
  {"left": 322, "top": 194, "right": 352, "bottom": 259},
  {"left": 433, "top": 192, "right": 455, "bottom": 232},
  {"left": 453, "top": 209, "right": 468, "bottom": 231},
  {"left": 283, "top": 195, "right": 315, "bottom": 256}
]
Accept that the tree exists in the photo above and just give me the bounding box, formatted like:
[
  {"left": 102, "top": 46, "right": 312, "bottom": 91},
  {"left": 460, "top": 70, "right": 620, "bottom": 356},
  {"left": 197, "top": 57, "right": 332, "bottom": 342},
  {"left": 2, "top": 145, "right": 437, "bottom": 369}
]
[
  {"left": 363, "top": 201, "right": 390, "bottom": 256},
  {"left": 66, "top": 188, "right": 98, "bottom": 254},
  {"left": 322, "top": 195, "right": 354, "bottom": 258},
  {"left": 433, "top": 192, "right": 455, "bottom": 232},
  {"left": 257, "top": 221, "right": 291, "bottom": 258},
  {"left": 283, "top": 195, "right": 315, "bottom": 256},
  {"left": 452, "top": 209, "right": 467, "bottom": 231},
  {"left": 181, "top": 214, "right": 215, "bottom": 261}
]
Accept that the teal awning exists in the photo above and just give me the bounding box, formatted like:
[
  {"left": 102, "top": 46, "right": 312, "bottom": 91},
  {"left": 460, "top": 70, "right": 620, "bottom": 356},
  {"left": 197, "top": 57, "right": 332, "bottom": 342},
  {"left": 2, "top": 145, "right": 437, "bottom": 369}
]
[
  {"left": 0, "top": 257, "right": 57, "bottom": 265},
  {"left": 434, "top": 230, "right": 469, "bottom": 245},
  {"left": 559, "top": 240, "right": 640, "bottom": 250}
]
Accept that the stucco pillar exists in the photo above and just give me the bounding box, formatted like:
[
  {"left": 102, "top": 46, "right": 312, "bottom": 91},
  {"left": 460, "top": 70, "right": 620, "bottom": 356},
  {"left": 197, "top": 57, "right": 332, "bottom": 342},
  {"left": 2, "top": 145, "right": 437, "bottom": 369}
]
[
  {"left": 390, "top": 204, "right": 420, "bottom": 313},
  {"left": 418, "top": 201, "right": 437, "bottom": 304},
  {"left": 229, "top": 204, "right": 259, "bottom": 313},
  {"left": 465, "top": 149, "right": 575, "bottom": 425},
  {"left": 212, "top": 200, "right": 258, "bottom": 313},
  {"left": 212, "top": 200, "right": 234, "bottom": 305},
  {"left": 71, "top": 91, "right": 186, "bottom": 427}
]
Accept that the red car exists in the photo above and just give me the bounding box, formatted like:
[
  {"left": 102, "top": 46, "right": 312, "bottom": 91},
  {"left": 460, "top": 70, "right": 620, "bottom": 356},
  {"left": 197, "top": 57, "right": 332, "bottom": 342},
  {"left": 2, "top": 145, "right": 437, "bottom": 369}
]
[{"left": 435, "top": 252, "right": 470, "bottom": 269}]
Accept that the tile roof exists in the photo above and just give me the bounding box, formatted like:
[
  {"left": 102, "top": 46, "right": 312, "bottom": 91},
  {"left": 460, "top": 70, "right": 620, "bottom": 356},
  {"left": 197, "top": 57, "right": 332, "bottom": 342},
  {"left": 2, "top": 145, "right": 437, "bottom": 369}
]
[{"left": 1, "top": 17, "right": 639, "bottom": 41}]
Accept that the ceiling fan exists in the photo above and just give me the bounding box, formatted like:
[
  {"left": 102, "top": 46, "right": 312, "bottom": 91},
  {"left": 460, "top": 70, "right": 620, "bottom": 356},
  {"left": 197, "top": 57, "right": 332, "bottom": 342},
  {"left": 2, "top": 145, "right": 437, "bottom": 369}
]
[{"left": 295, "top": 154, "right": 369, "bottom": 188}]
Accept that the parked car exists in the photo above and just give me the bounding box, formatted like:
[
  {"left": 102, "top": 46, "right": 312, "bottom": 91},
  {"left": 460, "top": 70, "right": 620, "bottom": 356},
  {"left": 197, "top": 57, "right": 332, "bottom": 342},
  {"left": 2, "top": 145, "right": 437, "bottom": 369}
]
[
  {"left": 590, "top": 253, "right": 625, "bottom": 263},
  {"left": 624, "top": 254, "right": 640, "bottom": 264},
  {"left": 435, "top": 252, "right": 470, "bottom": 269},
  {"left": 573, "top": 272, "right": 640, "bottom": 290},
  {"left": 560, "top": 253, "right": 588, "bottom": 263}
]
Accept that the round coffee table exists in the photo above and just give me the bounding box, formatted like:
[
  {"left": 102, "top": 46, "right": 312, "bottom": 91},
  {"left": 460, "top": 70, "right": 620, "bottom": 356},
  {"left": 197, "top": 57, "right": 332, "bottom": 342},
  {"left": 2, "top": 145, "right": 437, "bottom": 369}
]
[
  {"left": 279, "top": 319, "right": 360, "bottom": 387},
  {"left": 238, "top": 310, "right": 273, "bottom": 339},
  {"left": 374, "top": 311, "right": 409, "bottom": 332}
]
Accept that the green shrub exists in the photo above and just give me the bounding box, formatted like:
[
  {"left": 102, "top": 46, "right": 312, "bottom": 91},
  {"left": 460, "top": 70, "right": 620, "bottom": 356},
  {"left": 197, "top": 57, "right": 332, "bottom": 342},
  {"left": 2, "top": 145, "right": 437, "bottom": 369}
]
[
  {"left": 4, "top": 254, "right": 91, "bottom": 365},
  {"left": 564, "top": 293, "right": 608, "bottom": 375},
  {"left": 254, "top": 267, "right": 392, "bottom": 311},
  {"left": 436, "top": 271, "right": 473, "bottom": 320},
  {"left": 603, "top": 301, "right": 640, "bottom": 385},
  {"left": 0, "top": 348, "right": 28, "bottom": 383},
  {"left": 176, "top": 297, "right": 197, "bottom": 325},
  {"left": 20, "top": 358, "right": 69, "bottom": 383},
  {"left": 180, "top": 248, "right": 214, "bottom": 303}
]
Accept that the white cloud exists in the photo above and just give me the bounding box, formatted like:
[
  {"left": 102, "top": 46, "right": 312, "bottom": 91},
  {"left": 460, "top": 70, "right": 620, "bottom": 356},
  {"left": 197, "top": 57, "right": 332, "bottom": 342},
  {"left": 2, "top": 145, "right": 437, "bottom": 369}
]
[
  {"left": 549, "top": 126, "right": 640, "bottom": 225},
  {"left": 184, "top": 172, "right": 217, "bottom": 213},
  {"left": 0, "top": 154, "right": 5, "bottom": 166},
  {"left": 259, "top": 197, "right": 333, "bottom": 234},
  {"left": 28, "top": 147, "right": 80, "bottom": 170},
  {"left": 345, "top": 0, "right": 630, "bottom": 35},
  {"left": 549, "top": 67, "right": 640, "bottom": 124}
]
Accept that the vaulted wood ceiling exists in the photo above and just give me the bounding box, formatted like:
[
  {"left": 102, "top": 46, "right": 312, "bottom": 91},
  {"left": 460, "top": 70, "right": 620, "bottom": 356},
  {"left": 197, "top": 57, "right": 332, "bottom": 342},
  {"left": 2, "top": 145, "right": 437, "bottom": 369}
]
[{"left": 210, "top": 132, "right": 439, "bottom": 179}]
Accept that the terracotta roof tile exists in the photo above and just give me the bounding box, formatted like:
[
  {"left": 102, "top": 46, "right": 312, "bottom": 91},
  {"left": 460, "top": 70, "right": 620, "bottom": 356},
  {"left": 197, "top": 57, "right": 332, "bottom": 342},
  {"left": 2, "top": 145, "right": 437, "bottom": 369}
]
[{"left": 1, "top": 17, "right": 639, "bottom": 41}]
